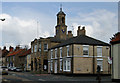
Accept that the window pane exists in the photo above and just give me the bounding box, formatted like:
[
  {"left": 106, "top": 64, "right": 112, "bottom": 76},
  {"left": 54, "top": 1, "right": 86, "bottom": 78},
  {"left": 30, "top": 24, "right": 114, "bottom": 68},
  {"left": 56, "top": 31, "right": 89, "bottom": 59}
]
[
  {"left": 44, "top": 44, "right": 48, "bottom": 51},
  {"left": 97, "top": 47, "right": 102, "bottom": 56},
  {"left": 83, "top": 46, "right": 89, "bottom": 56}
]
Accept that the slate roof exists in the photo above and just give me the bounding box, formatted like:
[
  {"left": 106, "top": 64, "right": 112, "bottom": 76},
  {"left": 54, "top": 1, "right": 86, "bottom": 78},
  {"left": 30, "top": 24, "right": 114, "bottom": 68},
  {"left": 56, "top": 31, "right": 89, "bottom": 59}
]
[
  {"left": 57, "top": 10, "right": 66, "bottom": 16},
  {"left": 50, "top": 35, "right": 110, "bottom": 49},
  {"left": 19, "top": 49, "right": 31, "bottom": 57},
  {"left": 50, "top": 37, "right": 65, "bottom": 43}
]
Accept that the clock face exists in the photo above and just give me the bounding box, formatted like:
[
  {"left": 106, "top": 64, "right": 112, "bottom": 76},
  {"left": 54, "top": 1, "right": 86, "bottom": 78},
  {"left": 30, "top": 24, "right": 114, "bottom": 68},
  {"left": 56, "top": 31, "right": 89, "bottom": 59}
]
[{"left": 61, "top": 29, "right": 65, "bottom": 33}]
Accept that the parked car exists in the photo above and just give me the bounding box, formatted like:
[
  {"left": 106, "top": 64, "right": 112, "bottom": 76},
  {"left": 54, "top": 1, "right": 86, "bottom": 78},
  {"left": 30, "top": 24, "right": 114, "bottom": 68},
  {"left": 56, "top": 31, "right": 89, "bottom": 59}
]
[
  {"left": 15, "top": 67, "right": 22, "bottom": 72},
  {"left": 8, "top": 67, "right": 12, "bottom": 71},
  {"left": 10, "top": 67, "right": 16, "bottom": 71},
  {"left": 0, "top": 66, "right": 8, "bottom": 75}
]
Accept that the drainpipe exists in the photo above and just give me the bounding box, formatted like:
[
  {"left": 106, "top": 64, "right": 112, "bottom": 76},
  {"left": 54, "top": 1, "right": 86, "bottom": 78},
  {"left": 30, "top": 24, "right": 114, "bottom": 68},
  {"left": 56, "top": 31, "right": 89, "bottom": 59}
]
[
  {"left": 72, "top": 44, "right": 74, "bottom": 74},
  {"left": 93, "top": 45, "right": 95, "bottom": 74}
]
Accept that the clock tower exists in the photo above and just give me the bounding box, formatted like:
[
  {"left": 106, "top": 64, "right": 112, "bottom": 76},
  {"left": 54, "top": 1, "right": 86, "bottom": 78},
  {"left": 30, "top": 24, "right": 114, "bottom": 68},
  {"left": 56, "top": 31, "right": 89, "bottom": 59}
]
[{"left": 55, "top": 6, "right": 67, "bottom": 40}]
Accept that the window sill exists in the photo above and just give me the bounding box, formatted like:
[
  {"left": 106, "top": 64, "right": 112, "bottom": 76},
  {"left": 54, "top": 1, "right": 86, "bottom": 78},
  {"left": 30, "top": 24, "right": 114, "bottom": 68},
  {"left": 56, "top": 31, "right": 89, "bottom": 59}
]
[
  {"left": 97, "top": 56, "right": 102, "bottom": 57},
  {"left": 63, "top": 70, "right": 71, "bottom": 72},
  {"left": 83, "top": 55, "right": 89, "bottom": 57}
]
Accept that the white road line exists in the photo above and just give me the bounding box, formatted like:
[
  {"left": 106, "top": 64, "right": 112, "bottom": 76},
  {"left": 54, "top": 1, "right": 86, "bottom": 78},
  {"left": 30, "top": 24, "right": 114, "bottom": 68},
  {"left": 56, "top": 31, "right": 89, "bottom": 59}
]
[{"left": 38, "top": 79, "right": 45, "bottom": 81}]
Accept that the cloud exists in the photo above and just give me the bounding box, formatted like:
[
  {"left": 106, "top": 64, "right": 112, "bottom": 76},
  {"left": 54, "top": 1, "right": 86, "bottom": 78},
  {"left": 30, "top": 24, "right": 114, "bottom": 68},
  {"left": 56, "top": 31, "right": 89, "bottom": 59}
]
[
  {"left": 0, "top": 8, "right": 117, "bottom": 49},
  {"left": 0, "top": 13, "right": 51, "bottom": 48},
  {"left": 69, "top": 9, "right": 117, "bottom": 43}
]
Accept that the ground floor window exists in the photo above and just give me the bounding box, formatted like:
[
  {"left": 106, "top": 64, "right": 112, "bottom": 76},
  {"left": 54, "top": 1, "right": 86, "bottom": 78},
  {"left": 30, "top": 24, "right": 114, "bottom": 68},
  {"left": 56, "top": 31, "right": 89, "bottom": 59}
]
[
  {"left": 63, "top": 59, "right": 71, "bottom": 72},
  {"left": 51, "top": 60, "right": 53, "bottom": 71},
  {"left": 97, "top": 59, "right": 103, "bottom": 71},
  {"left": 60, "top": 59, "right": 62, "bottom": 71}
]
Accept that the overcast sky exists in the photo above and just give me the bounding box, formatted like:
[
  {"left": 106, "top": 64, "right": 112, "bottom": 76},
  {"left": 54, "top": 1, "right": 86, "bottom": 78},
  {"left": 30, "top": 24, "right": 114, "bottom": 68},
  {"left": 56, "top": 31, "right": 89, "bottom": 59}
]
[{"left": 0, "top": 2, "right": 118, "bottom": 49}]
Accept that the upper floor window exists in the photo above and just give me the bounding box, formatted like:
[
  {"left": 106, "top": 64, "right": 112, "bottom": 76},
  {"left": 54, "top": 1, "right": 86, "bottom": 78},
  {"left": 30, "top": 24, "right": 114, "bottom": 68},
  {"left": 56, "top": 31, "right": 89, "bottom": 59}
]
[
  {"left": 44, "top": 43, "right": 48, "bottom": 51},
  {"left": 83, "top": 45, "right": 89, "bottom": 56},
  {"left": 34, "top": 45, "right": 37, "bottom": 52},
  {"left": 55, "top": 48, "right": 57, "bottom": 58},
  {"left": 51, "top": 50, "right": 53, "bottom": 59},
  {"left": 60, "top": 47, "right": 62, "bottom": 58},
  {"left": 62, "top": 17, "right": 64, "bottom": 24},
  {"left": 39, "top": 43, "right": 41, "bottom": 52},
  {"left": 97, "top": 46, "right": 102, "bottom": 57},
  {"left": 31, "top": 46, "right": 33, "bottom": 53},
  {"left": 67, "top": 45, "right": 70, "bottom": 56}
]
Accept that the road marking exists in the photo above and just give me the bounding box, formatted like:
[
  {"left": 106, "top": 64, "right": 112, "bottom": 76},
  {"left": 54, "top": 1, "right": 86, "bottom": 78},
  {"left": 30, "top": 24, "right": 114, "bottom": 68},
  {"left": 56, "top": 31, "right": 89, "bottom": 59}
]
[
  {"left": 38, "top": 79, "right": 45, "bottom": 81},
  {"left": 12, "top": 74, "right": 16, "bottom": 76}
]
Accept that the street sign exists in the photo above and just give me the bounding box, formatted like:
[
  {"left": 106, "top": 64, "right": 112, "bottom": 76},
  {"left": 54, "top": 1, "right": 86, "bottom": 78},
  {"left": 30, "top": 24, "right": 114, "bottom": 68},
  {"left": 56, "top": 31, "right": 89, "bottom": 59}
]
[{"left": 108, "top": 57, "right": 112, "bottom": 64}]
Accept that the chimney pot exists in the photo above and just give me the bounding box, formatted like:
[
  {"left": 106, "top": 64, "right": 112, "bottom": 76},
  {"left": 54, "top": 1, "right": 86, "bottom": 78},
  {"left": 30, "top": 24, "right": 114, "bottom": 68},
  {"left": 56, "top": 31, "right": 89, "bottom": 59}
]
[{"left": 77, "top": 26, "right": 86, "bottom": 36}]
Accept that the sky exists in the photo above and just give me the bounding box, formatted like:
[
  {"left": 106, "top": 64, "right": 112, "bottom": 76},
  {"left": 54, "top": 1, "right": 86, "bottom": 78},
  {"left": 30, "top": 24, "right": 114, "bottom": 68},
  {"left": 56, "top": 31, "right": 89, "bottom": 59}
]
[{"left": 0, "top": 2, "right": 118, "bottom": 49}]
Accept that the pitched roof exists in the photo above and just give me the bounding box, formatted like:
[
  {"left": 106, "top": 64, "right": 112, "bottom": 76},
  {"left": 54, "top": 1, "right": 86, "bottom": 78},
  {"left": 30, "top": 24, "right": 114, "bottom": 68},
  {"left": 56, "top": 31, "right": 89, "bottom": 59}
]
[
  {"left": 50, "top": 35, "right": 109, "bottom": 49},
  {"left": 110, "top": 32, "right": 120, "bottom": 44},
  {"left": 50, "top": 37, "right": 65, "bottom": 43},
  {"left": 19, "top": 49, "right": 31, "bottom": 57},
  {"left": 7, "top": 49, "right": 23, "bottom": 57}
]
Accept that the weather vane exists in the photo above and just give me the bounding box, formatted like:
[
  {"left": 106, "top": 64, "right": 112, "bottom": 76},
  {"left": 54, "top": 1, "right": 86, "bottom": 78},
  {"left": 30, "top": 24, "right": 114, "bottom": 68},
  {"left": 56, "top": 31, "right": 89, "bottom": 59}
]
[{"left": 60, "top": 4, "right": 62, "bottom": 11}]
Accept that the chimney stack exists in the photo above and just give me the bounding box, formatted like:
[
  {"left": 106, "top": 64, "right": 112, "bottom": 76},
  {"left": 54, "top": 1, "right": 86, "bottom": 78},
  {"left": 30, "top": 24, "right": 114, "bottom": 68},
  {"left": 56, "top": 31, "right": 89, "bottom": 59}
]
[
  {"left": 15, "top": 45, "right": 20, "bottom": 51},
  {"left": 9, "top": 46, "right": 14, "bottom": 52},
  {"left": 3, "top": 46, "right": 6, "bottom": 50},
  {"left": 67, "top": 30, "right": 73, "bottom": 38},
  {"left": 77, "top": 26, "right": 86, "bottom": 36}
]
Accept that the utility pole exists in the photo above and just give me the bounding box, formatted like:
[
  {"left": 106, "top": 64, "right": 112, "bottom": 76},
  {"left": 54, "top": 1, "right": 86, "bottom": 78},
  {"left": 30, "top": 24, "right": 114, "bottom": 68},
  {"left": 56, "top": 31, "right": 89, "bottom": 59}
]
[
  {"left": 37, "top": 21, "right": 39, "bottom": 38},
  {"left": 0, "top": 0, "right": 5, "bottom": 21}
]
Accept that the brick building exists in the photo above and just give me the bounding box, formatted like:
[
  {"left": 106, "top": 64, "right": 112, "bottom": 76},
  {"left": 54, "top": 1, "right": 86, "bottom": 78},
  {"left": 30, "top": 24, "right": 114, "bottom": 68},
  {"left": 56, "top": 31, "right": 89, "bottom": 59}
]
[
  {"left": 31, "top": 7, "right": 73, "bottom": 73},
  {"left": 48, "top": 26, "right": 110, "bottom": 75},
  {"left": 110, "top": 32, "right": 120, "bottom": 81}
]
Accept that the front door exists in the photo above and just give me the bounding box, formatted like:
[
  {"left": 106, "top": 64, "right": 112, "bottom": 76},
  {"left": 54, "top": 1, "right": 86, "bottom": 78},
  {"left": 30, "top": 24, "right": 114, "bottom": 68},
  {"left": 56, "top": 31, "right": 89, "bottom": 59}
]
[{"left": 54, "top": 60, "right": 57, "bottom": 73}]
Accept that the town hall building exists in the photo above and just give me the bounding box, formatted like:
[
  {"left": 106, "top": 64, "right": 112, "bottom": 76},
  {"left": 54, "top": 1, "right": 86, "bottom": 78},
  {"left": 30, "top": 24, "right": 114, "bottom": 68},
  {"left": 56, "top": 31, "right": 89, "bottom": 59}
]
[{"left": 31, "top": 6, "right": 110, "bottom": 74}]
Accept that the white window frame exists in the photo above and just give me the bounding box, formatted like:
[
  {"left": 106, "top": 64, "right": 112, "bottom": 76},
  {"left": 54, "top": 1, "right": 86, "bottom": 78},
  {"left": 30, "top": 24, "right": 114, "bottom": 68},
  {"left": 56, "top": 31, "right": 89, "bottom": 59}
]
[
  {"left": 67, "top": 45, "right": 70, "bottom": 57},
  {"left": 39, "top": 43, "right": 41, "bottom": 52},
  {"left": 51, "top": 60, "right": 53, "bottom": 71},
  {"left": 83, "top": 45, "right": 89, "bottom": 57},
  {"left": 34, "top": 45, "right": 37, "bottom": 52},
  {"left": 31, "top": 46, "right": 33, "bottom": 53},
  {"left": 60, "top": 47, "right": 62, "bottom": 58},
  {"left": 97, "top": 59, "right": 103, "bottom": 71},
  {"left": 63, "top": 59, "right": 71, "bottom": 72},
  {"left": 60, "top": 59, "right": 62, "bottom": 71},
  {"left": 51, "top": 50, "right": 53, "bottom": 59},
  {"left": 55, "top": 48, "right": 57, "bottom": 59},
  {"left": 97, "top": 46, "right": 102, "bottom": 57},
  {"left": 44, "top": 43, "right": 48, "bottom": 51}
]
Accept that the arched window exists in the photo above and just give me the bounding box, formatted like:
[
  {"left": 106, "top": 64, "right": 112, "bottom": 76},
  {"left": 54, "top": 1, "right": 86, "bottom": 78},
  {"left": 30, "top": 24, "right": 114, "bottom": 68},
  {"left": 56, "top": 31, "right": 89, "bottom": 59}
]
[
  {"left": 62, "top": 17, "right": 64, "bottom": 23},
  {"left": 57, "top": 18, "right": 59, "bottom": 24}
]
